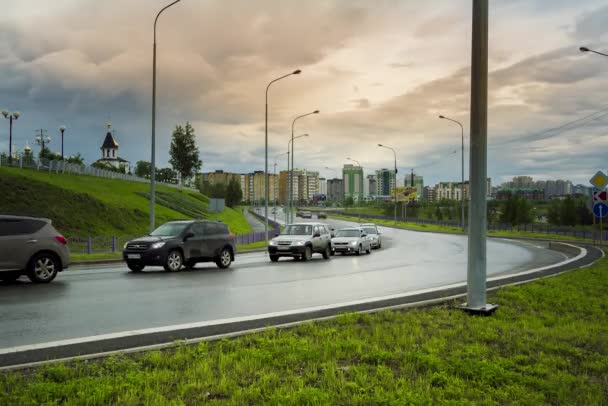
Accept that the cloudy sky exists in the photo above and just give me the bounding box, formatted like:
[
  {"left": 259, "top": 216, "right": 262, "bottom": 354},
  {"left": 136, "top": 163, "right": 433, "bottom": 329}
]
[{"left": 1, "top": 0, "right": 607, "bottom": 186}]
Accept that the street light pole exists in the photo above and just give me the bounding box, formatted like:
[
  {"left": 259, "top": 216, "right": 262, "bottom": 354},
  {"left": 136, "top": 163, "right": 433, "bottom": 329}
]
[
  {"left": 287, "top": 133, "right": 310, "bottom": 223},
  {"left": 290, "top": 111, "right": 319, "bottom": 223},
  {"left": 378, "top": 144, "right": 398, "bottom": 224},
  {"left": 464, "top": 0, "right": 496, "bottom": 315},
  {"left": 439, "top": 115, "right": 465, "bottom": 232},
  {"left": 265, "top": 69, "right": 301, "bottom": 245},
  {"left": 274, "top": 151, "right": 288, "bottom": 223},
  {"left": 151, "top": 0, "right": 181, "bottom": 233},
  {"left": 2, "top": 110, "right": 20, "bottom": 164},
  {"left": 59, "top": 126, "right": 66, "bottom": 160},
  {"left": 579, "top": 46, "right": 608, "bottom": 57}
]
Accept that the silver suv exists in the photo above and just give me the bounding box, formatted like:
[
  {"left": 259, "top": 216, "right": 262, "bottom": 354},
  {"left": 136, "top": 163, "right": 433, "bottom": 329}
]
[
  {"left": 268, "top": 222, "right": 332, "bottom": 262},
  {"left": 360, "top": 223, "right": 382, "bottom": 249},
  {"left": 0, "top": 215, "right": 70, "bottom": 283}
]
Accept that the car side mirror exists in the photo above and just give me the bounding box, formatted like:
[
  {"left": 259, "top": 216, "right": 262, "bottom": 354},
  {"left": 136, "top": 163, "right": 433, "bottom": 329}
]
[
  {"left": 183, "top": 232, "right": 195, "bottom": 241},
  {"left": 361, "top": 234, "right": 367, "bottom": 237},
  {"left": 313, "top": 232, "right": 321, "bottom": 238}
]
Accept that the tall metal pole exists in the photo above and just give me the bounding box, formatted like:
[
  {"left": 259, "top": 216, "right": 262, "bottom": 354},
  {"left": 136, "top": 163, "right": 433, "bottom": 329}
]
[
  {"left": 265, "top": 70, "right": 300, "bottom": 244},
  {"left": 439, "top": 115, "right": 465, "bottom": 232},
  {"left": 464, "top": 0, "right": 496, "bottom": 314},
  {"left": 8, "top": 117, "right": 13, "bottom": 164},
  {"left": 150, "top": 0, "right": 181, "bottom": 233},
  {"left": 290, "top": 111, "right": 318, "bottom": 223},
  {"left": 60, "top": 127, "right": 65, "bottom": 159}
]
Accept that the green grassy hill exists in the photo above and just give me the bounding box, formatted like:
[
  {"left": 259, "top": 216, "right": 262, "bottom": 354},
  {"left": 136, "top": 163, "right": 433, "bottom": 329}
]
[{"left": 0, "top": 167, "right": 252, "bottom": 237}]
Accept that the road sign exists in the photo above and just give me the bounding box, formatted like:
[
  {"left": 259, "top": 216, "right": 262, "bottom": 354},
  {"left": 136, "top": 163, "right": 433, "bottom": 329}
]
[
  {"left": 593, "top": 202, "right": 608, "bottom": 218},
  {"left": 589, "top": 171, "right": 608, "bottom": 189},
  {"left": 593, "top": 188, "right": 607, "bottom": 202}
]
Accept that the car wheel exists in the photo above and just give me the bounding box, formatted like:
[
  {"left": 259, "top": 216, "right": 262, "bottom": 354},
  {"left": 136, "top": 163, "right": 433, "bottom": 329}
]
[
  {"left": 355, "top": 245, "right": 362, "bottom": 256},
  {"left": 0, "top": 271, "right": 21, "bottom": 284},
  {"left": 322, "top": 245, "right": 331, "bottom": 259},
  {"left": 302, "top": 246, "right": 313, "bottom": 262},
  {"left": 270, "top": 255, "right": 279, "bottom": 262},
  {"left": 127, "top": 262, "right": 145, "bottom": 272},
  {"left": 216, "top": 247, "right": 232, "bottom": 269},
  {"left": 27, "top": 253, "right": 60, "bottom": 283},
  {"left": 164, "top": 250, "right": 183, "bottom": 272},
  {"left": 366, "top": 245, "right": 371, "bottom": 254}
]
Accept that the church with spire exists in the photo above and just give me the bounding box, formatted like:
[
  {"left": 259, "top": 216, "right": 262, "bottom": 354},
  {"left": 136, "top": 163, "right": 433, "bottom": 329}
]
[{"left": 94, "top": 122, "right": 130, "bottom": 173}]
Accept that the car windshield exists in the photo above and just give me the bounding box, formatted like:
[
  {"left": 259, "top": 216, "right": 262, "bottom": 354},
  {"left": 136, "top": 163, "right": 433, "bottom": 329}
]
[
  {"left": 282, "top": 225, "right": 312, "bottom": 235},
  {"left": 150, "top": 223, "right": 189, "bottom": 237},
  {"left": 362, "top": 227, "right": 377, "bottom": 235},
  {"left": 336, "top": 230, "right": 361, "bottom": 238}
]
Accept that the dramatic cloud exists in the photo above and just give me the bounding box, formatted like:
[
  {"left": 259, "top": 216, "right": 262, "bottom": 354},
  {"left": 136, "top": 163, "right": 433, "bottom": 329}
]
[{"left": 0, "top": 0, "right": 607, "bottom": 186}]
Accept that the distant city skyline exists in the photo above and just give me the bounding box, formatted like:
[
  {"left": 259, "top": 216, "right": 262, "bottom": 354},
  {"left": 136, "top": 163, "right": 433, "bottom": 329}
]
[{"left": 1, "top": 0, "right": 607, "bottom": 185}]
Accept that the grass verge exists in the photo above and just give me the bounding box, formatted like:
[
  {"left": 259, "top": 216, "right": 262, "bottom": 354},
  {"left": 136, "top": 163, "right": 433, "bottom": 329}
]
[
  {"left": 0, "top": 167, "right": 252, "bottom": 236},
  {"left": 331, "top": 214, "right": 595, "bottom": 243},
  {"left": 2, "top": 254, "right": 607, "bottom": 404}
]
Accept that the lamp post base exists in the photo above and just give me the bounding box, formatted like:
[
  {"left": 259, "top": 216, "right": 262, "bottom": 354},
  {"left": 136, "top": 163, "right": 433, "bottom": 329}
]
[{"left": 458, "top": 303, "right": 498, "bottom": 316}]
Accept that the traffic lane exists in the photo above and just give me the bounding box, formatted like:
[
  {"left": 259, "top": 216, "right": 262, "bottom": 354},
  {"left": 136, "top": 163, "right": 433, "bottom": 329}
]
[{"left": 0, "top": 226, "right": 565, "bottom": 348}]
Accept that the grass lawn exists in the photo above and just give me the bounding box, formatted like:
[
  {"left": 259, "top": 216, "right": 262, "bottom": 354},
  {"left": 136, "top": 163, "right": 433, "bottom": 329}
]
[
  {"left": 331, "top": 214, "right": 596, "bottom": 243},
  {"left": 0, "top": 167, "right": 252, "bottom": 236},
  {"left": 2, "top": 254, "right": 607, "bottom": 404}
]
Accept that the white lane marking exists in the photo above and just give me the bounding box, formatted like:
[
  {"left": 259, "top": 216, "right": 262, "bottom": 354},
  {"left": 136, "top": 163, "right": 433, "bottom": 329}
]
[{"left": 0, "top": 244, "right": 587, "bottom": 356}]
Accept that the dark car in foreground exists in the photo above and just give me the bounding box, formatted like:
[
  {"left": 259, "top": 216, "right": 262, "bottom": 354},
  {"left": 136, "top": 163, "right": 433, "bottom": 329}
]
[
  {"left": 123, "top": 220, "right": 235, "bottom": 272},
  {"left": 0, "top": 215, "right": 70, "bottom": 283}
]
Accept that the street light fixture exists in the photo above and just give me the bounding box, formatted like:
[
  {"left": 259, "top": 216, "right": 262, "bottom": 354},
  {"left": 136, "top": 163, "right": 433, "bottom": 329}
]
[
  {"left": 35, "top": 129, "right": 51, "bottom": 155},
  {"left": 274, "top": 151, "right": 289, "bottom": 223},
  {"left": 264, "top": 69, "right": 301, "bottom": 245},
  {"left": 439, "top": 114, "right": 466, "bottom": 232},
  {"left": 287, "top": 133, "right": 309, "bottom": 223},
  {"left": 150, "top": 0, "right": 182, "bottom": 233},
  {"left": 289, "top": 110, "right": 319, "bottom": 223},
  {"left": 377, "top": 144, "right": 398, "bottom": 223},
  {"left": 2, "top": 110, "right": 20, "bottom": 164},
  {"left": 59, "top": 125, "right": 66, "bottom": 160},
  {"left": 579, "top": 46, "right": 608, "bottom": 57}
]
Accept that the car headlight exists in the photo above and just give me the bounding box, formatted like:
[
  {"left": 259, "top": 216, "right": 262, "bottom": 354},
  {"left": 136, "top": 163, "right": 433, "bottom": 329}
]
[
  {"left": 294, "top": 241, "right": 305, "bottom": 246},
  {"left": 150, "top": 242, "right": 166, "bottom": 249},
  {"left": 123, "top": 242, "right": 129, "bottom": 249},
  {"left": 351, "top": 241, "right": 358, "bottom": 246},
  {"left": 269, "top": 240, "right": 278, "bottom": 246}
]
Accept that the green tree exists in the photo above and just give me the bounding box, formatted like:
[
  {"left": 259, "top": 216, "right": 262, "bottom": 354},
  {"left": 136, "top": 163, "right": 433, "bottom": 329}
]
[
  {"left": 225, "top": 178, "right": 243, "bottom": 208},
  {"left": 547, "top": 200, "right": 561, "bottom": 225},
  {"left": 39, "top": 147, "right": 61, "bottom": 161},
  {"left": 344, "top": 196, "right": 354, "bottom": 208},
  {"left": 135, "top": 161, "right": 152, "bottom": 178},
  {"left": 66, "top": 153, "right": 85, "bottom": 165},
  {"left": 156, "top": 167, "right": 177, "bottom": 183},
  {"left": 559, "top": 196, "right": 577, "bottom": 226},
  {"left": 169, "top": 122, "right": 202, "bottom": 186}
]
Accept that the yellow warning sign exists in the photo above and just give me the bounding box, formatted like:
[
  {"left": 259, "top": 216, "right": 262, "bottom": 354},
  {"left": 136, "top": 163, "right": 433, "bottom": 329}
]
[{"left": 590, "top": 171, "right": 608, "bottom": 189}]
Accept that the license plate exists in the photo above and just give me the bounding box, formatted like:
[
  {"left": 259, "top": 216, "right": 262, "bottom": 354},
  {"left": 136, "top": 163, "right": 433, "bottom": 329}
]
[
  {"left": 278, "top": 246, "right": 290, "bottom": 251},
  {"left": 127, "top": 254, "right": 141, "bottom": 259}
]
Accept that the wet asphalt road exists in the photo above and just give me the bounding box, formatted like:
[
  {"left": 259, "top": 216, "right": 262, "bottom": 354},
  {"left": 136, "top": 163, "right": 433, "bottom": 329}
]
[{"left": 0, "top": 216, "right": 566, "bottom": 349}]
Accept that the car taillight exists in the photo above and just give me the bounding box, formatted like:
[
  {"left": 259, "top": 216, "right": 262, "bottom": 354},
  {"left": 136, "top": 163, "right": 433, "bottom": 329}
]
[
  {"left": 229, "top": 233, "right": 235, "bottom": 240},
  {"left": 55, "top": 235, "right": 68, "bottom": 245}
]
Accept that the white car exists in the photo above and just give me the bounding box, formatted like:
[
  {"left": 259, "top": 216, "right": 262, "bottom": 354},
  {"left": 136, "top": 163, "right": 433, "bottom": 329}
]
[
  {"left": 331, "top": 228, "right": 371, "bottom": 256},
  {"left": 360, "top": 223, "right": 382, "bottom": 249}
]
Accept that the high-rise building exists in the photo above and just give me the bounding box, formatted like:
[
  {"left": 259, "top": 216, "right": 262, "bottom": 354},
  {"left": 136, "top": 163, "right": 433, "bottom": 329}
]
[
  {"left": 327, "top": 178, "right": 344, "bottom": 201},
  {"left": 319, "top": 177, "right": 327, "bottom": 195},
  {"left": 365, "top": 175, "right": 377, "bottom": 198},
  {"left": 375, "top": 168, "right": 396, "bottom": 197},
  {"left": 343, "top": 164, "right": 364, "bottom": 201}
]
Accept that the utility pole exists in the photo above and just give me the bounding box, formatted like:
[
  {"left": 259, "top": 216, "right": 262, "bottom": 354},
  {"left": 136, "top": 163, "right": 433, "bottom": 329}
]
[{"left": 462, "top": 0, "right": 497, "bottom": 315}]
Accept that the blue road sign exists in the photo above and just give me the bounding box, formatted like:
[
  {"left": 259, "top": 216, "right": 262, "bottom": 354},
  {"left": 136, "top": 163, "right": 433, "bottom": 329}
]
[{"left": 593, "top": 202, "right": 608, "bottom": 218}]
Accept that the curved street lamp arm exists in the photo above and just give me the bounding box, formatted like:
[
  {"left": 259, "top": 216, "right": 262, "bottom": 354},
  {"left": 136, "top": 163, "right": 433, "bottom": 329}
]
[{"left": 154, "top": 0, "right": 182, "bottom": 42}]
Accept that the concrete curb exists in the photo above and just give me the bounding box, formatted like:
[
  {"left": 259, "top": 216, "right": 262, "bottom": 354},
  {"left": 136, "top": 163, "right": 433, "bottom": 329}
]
[{"left": 1, "top": 242, "right": 602, "bottom": 369}]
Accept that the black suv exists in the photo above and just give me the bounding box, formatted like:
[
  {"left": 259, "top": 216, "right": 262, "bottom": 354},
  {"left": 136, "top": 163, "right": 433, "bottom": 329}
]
[{"left": 123, "top": 220, "right": 235, "bottom": 272}]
